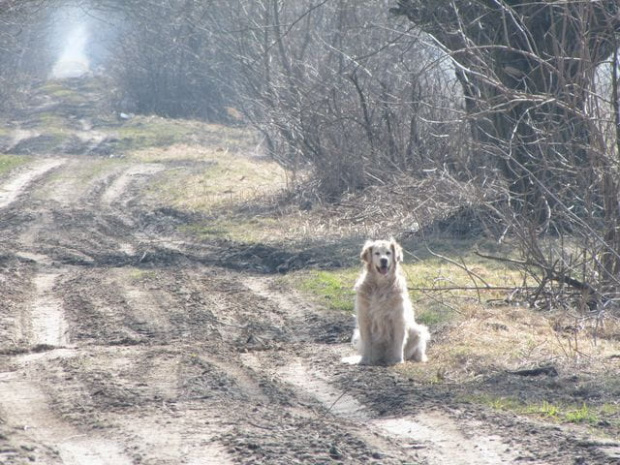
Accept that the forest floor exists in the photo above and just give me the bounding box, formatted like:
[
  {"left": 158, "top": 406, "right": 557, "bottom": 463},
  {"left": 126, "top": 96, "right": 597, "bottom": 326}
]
[{"left": 0, "top": 77, "right": 619, "bottom": 465}]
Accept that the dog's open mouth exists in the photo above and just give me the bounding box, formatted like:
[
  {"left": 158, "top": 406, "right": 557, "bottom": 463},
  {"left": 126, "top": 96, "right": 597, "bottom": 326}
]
[{"left": 376, "top": 265, "right": 389, "bottom": 275}]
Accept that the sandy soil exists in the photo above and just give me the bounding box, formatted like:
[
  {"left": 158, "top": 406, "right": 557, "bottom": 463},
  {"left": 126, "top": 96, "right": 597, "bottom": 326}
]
[{"left": 0, "top": 144, "right": 619, "bottom": 464}]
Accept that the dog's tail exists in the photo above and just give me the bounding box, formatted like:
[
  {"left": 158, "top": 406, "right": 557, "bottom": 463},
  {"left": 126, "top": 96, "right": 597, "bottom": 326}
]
[{"left": 405, "top": 323, "right": 430, "bottom": 362}]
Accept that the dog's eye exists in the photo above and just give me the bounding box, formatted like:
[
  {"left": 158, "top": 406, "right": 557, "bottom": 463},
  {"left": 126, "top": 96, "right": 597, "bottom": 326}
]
[{"left": 386, "top": 251, "right": 391, "bottom": 255}]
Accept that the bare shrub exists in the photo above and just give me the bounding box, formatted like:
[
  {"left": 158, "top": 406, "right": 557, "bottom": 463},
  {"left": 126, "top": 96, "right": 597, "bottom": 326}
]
[
  {"left": 0, "top": 2, "right": 57, "bottom": 112},
  {"left": 394, "top": 1, "right": 620, "bottom": 312},
  {"left": 199, "top": 0, "right": 467, "bottom": 198},
  {"left": 105, "top": 1, "right": 233, "bottom": 121}
]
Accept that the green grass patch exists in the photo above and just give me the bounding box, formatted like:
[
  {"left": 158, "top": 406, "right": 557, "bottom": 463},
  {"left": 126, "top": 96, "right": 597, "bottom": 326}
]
[
  {"left": 563, "top": 403, "right": 600, "bottom": 424},
  {"left": 470, "top": 394, "right": 617, "bottom": 426},
  {"left": 127, "top": 268, "right": 158, "bottom": 281},
  {"left": 117, "top": 124, "right": 181, "bottom": 151},
  {"left": 415, "top": 304, "right": 454, "bottom": 327},
  {"left": 0, "top": 154, "right": 30, "bottom": 175},
  {"left": 526, "top": 400, "right": 562, "bottom": 420},
  {"left": 296, "top": 269, "right": 358, "bottom": 312}
]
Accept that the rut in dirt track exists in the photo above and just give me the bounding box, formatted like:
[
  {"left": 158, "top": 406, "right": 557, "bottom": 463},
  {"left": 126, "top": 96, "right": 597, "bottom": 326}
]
[{"left": 0, "top": 154, "right": 617, "bottom": 465}]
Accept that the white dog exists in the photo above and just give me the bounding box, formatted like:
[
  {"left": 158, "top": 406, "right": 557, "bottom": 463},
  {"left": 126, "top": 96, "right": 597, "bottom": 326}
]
[{"left": 352, "top": 238, "right": 430, "bottom": 366}]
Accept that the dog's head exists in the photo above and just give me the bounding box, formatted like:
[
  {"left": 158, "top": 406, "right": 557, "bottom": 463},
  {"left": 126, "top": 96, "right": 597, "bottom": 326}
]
[{"left": 360, "top": 238, "right": 403, "bottom": 277}]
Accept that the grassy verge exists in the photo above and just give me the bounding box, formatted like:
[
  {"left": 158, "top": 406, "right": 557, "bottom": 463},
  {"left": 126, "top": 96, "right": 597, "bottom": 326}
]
[
  {"left": 0, "top": 154, "right": 32, "bottom": 176},
  {"left": 295, "top": 270, "right": 358, "bottom": 313},
  {"left": 117, "top": 118, "right": 259, "bottom": 153},
  {"left": 130, "top": 144, "right": 286, "bottom": 221},
  {"left": 467, "top": 394, "right": 620, "bottom": 430}
]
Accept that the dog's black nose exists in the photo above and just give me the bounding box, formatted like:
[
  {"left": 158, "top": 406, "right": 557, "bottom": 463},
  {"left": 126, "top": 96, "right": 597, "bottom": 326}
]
[{"left": 380, "top": 258, "right": 388, "bottom": 267}]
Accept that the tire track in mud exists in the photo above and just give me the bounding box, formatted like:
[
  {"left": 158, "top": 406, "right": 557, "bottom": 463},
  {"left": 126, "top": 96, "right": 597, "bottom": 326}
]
[
  {"left": 99, "top": 163, "right": 165, "bottom": 208},
  {"left": 31, "top": 271, "right": 69, "bottom": 347},
  {"left": 50, "top": 344, "right": 238, "bottom": 465},
  {"left": 244, "top": 352, "right": 522, "bottom": 465},
  {"left": 19, "top": 155, "right": 238, "bottom": 462},
  {"left": 0, "top": 158, "right": 73, "bottom": 351},
  {"left": 51, "top": 160, "right": 238, "bottom": 462},
  {"left": 119, "top": 410, "right": 235, "bottom": 465},
  {"left": 0, "top": 254, "right": 136, "bottom": 464},
  {"left": 0, "top": 371, "right": 132, "bottom": 465},
  {"left": 0, "top": 158, "right": 66, "bottom": 208},
  {"left": 0, "top": 157, "right": 176, "bottom": 464},
  {"left": 0, "top": 158, "right": 283, "bottom": 464}
]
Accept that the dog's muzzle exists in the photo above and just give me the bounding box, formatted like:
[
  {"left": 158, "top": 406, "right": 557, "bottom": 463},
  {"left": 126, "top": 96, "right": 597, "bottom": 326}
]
[{"left": 377, "top": 258, "right": 389, "bottom": 275}]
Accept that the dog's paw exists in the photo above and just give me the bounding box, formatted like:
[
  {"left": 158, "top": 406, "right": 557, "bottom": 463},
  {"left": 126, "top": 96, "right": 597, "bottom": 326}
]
[{"left": 341, "top": 355, "right": 362, "bottom": 365}]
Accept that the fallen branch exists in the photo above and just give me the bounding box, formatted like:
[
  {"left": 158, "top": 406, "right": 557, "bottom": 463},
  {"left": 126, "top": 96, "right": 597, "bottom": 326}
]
[
  {"left": 408, "top": 286, "right": 518, "bottom": 292},
  {"left": 427, "top": 247, "right": 495, "bottom": 302},
  {"left": 474, "top": 250, "right": 602, "bottom": 309},
  {"left": 429, "top": 248, "right": 491, "bottom": 288},
  {"left": 506, "top": 366, "right": 558, "bottom": 377}
]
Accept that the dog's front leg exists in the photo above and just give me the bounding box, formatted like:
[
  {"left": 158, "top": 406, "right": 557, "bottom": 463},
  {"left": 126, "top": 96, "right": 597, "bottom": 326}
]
[
  {"left": 385, "top": 326, "right": 406, "bottom": 365},
  {"left": 357, "top": 323, "right": 374, "bottom": 365},
  {"left": 355, "top": 298, "right": 374, "bottom": 365}
]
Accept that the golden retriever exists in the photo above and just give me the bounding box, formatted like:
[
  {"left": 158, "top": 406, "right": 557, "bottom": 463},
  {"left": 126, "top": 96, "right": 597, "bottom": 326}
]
[{"left": 352, "top": 238, "right": 430, "bottom": 366}]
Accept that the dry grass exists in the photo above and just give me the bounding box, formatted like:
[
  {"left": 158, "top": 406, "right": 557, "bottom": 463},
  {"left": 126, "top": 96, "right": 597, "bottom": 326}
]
[
  {"left": 120, "top": 120, "right": 261, "bottom": 154},
  {"left": 129, "top": 144, "right": 287, "bottom": 215},
  {"left": 401, "top": 304, "right": 620, "bottom": 383},
  {"left": 135, "top": 147, "right": 487, "bottom": 245},
  {"left": 161, "top": 172, "right": 480, "bottom": 244},
  {"left": 397, "top": 293, "right": 620, "bottom": 436}
]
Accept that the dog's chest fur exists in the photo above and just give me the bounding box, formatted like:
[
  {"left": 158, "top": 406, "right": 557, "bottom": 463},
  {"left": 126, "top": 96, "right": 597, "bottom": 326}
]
[
  {"left": 362, "top": 284, "right": 401, "bottom": 311},
  {"left": 356, "top": 272, "right": 407, "bottom": 317}
]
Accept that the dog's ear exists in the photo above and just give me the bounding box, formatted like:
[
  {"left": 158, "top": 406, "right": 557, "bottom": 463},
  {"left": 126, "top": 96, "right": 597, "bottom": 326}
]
[
  {"left": 361, "top": 240, "right": 373, "bottom": 265},
  {"left": 390, "top": 238, "right": 403, "bottom": 263}
]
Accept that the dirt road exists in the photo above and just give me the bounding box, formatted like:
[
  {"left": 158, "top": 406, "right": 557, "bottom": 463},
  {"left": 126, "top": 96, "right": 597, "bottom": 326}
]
[{"left": 0, "top": 150, "right": 618, "bottom": 464}]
